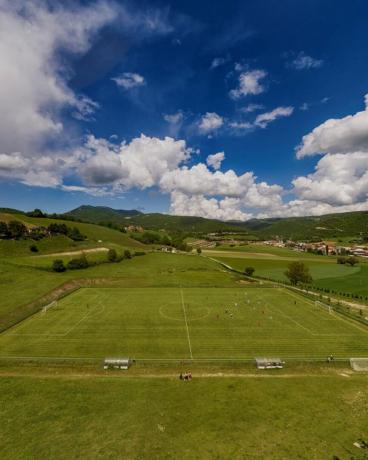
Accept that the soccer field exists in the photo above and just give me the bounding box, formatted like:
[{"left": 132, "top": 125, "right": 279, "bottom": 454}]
[{"left": 1, "top": 287, "right": 368, "bottom": 360}]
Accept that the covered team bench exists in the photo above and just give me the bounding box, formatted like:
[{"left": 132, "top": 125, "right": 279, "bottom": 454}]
[
  {"left": 255, "top": 357, "right": 284, "bottom": 369},
  {"left": 103, "top": 357, "right": 132, "bottom": 370}
]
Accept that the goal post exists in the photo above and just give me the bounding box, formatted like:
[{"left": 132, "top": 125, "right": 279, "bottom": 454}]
[
  {"left": 42, "top": 300, "right": 57, "bottom": 314},
  {"left": 315, "top": 300, "right": 332, "bottom": 314}
]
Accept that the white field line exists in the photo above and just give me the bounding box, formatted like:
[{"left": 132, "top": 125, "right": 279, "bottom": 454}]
[
  {"left": 7, "top": 302, "right": 105, "bottom": 338},
  {"left": 180, "top": 288, "right": 193, "bottom": 359},
  {"left": 254, "top": 292, "right": 314, "bottom": 335},
  {"left": 262, "top": 292, "right": 354, "bottom": 337},
  {"left": 283, "top": 288, "right": 368, "bottom": 335},
  {"left": 267, "top": 303, "right": 314, "bottom": 335}
]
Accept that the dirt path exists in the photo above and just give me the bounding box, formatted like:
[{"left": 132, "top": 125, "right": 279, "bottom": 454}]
[
  {"left": 36, "top": 247, "right": 109, "bottom": 258},
  {"left": 204, "top": 249, "right": 330, "bottom": 262},
  {"left": 0, "top": 370, "right": 359, "bottom": 380},
  {"left": 204, "top": 250, "right": 279, "bottom": 258}
]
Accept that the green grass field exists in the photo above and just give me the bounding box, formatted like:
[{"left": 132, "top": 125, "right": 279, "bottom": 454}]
[
  {"left": 206, "top": 246, "right": 368, "bottom": 297},
  {"left": 1, "top": 226, "right": 368, "bottom": 459},
  {"left": 0, "top": 253, "right": 239, "bottom": 332},
  {"left": 1, "top": 286, "right": 368, "bottom": 360},
  {"left": 1, "top": 373, "right": 368, "bottom": 459},
  {"left": 0, "top": 211, "right": 144, "bottom": 258},
  {"left": 212, "top": 255, "right": 360, "bottom": 281}
]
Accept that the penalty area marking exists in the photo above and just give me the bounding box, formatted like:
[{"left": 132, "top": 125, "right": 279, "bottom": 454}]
[
  {"left": 180, "top": 288, "right": 193, "bottom": 359},
  {"left": 7, "top": 301, "right": 105, "bottom": 338},
  {"left": 283, "top": 288, "right": 368, "bottom": 335}
]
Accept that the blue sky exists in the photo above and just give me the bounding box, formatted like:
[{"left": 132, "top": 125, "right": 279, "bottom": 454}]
[{"left": 0, "top": 0, "right": 368, "bottom": 220}]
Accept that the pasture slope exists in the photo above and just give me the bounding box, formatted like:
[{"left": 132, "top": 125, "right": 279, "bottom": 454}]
[
  {"left": 0, "top": 372, "right": 368, "bottom": 459},
  {"left": 205, "top": 244, "right": 368, "bottom": 297},
  {"left": 0, "top": 211, "right": 143, "bottom": 257}
]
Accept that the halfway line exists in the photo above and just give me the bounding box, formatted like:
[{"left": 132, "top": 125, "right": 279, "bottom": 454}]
[{"left": 180, "top": 288, "right": 193, "bottom": 359}]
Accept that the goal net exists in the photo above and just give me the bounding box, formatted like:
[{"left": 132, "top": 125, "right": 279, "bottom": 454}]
[
  {"left": 42, "top": 300, "right": 57, "bottom": 314},
  {"left": 350, "top": 358, "right": 368, "bottom": 372},
  {"left": 315, "top": 300, "right": 333, "bottom": 314}
]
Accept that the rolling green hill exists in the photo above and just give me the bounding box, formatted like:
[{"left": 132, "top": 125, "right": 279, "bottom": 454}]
[
  {"left": 66, "top": 205, "right": 142, "bottom": 224},
  {"left": 242, "top": 211, "right": 368, "bottom": 240},
  {"left": 0, "top": 211, "right": 144, "bottom": 257},
  {"left": 3, "top": 205, "right": 368, "bottom": 240},
  {"left": 65, "top": 206, "right": 247, "bottom": 233},
  {"left": 65, "top": 205, "right": 368, "bottom": 240}
]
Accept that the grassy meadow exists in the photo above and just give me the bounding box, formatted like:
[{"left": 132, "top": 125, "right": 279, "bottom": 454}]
[
  {"left": 205, "top": 245, "right": 368, "bottom": 297},
  {"left": 1, "top": 219, "right": 368, "bottom": 460},
  {"left": 1, "top": 373, "right": 367, "bottom": 459},
  {"left": 0, "top": 253, "right": 239, "bottom": 331},
  {"left": 0, "top": 211, "right": 144, "bottom": 258}
]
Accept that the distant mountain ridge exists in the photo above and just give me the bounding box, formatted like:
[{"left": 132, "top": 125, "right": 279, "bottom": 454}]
[
  {"left": 1, "top": 204, "right": 368, "bottom": 240},
  {"left": 65, "top": 205, "right": 243, "bottom": 233},
  {"left": 65, "top": 205, "right": 368, "bottom": 240},
  {"left": 66, "top": 205, "right": 143, "bottom": 223}
]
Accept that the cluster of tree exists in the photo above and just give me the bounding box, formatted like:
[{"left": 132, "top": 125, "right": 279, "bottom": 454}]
[
  {"left": 107, "top": 248, "right": 133, "bottom": 262},
  {"left": 52, "top": 255, "right": 90, "bottom": 272},
  {"left": 337, "top": 256, "right": 359, "bottom": 266},
  {"left": 25, "top": 208, "right": 82, "bottom": 223},
  {"left": 306, "top": 247, "right": 326, "bottom": 256},
  {"left": 244, "top": 266, "right": 255, "bottom": 276},
  {"left": 131, "top": 229, "right": 189, "bottom": 251},
  {"left": 52, "top": 249, "right": 144, "bottom": 272},
  {"left": 134, "top": 231, "right": 170, "bottom": 245},
  {"left": 309, "top": 284, "right": 368, "bottom": 302},
  {"left": 284, "top": 261, "right": 312, "bottom": 285},
  {"left": 0, "top": 220, "right": 27, "bottom": 239},
  {"left": 47, "top": 223, "right": 86, "bottom": 241},
  {"left": 26, "top": 208, "right": 45, "bottom": 218},
  {"left": 98, "top": 221, "right": 123, "bottom": 232},
  {"left": 0, "top": 220, "right": 86, "bottom": 242}
]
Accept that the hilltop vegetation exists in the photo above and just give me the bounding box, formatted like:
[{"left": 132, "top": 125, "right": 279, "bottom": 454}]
[
  {"left": 0, "top": 211, "right": 144, "bottom": 258},
  {"left": 3, "top": 205, "right": 368, "bottom": 241},
  {"left": 65, "top": 205, "right": 142, "bottom": 225},
  {"left": 242, "top": 211, "right": 368, "bottom": 240},
  {"left": 66, "top": 205, "right": 368, "bottom": 241},
  {"left": 66, "top": 205, "right": 248, "bottom": 233}
]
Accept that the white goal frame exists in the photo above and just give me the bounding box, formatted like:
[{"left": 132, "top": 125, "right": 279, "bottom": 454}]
[
  {"left": 42, "top": 300, "right": 57, "bottom": 314},
  {"left": 315, "top": 300, "right": 332, "bottom": 314}
]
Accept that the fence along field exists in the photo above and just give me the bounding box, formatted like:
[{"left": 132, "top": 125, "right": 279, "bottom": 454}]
[{"left": 1, "top": 286, "right": 368, "bottom": 361}]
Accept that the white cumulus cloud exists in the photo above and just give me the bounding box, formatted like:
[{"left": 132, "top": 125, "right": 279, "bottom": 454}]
[
  {"left": 255, "top": 106, "right": 294, "bottom": 128},
  {"left": 198, "top": 112, "right": 224, "bottom": 134},
  {"left": 164, "top": 112, "right": 183, "bottom": 124},
  {"left": 112, "top": 72, "right": 146, "bottom": 90},
  {"left": 80, "top": 134, "right": 192, "bottom": 189},
  {"left": 210, "top": 56, "right": 230, "bottom": 69},
  {"left": 206, "top": 152, "right": 225, "bottom": 170},
  {"left": 292, "top": 152, "right": 368, "bottom": 206},
  {"left": 229, "top": 69, "right": 267, "bottom": 100},
  {"left": 240, "top": 103, "right": 264, "bottom": 113},
  {"left": 0, "top": 0, "right": 174, "bottom": 188},
  {"left": 170, "top": 191, "right": 252, "bottom": 221},
  {"left": 288, "top": 51, "right": 323, "bottom": 70},
  {"left": 296, "top": 94, "right": 368, "bottom": 158}
]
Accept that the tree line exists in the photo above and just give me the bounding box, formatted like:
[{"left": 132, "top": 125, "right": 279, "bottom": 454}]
[
  {"left": 52, "top": 249, "right": 145, "bottom": 272},
  {"left": 0, "top": 220, "right": 86, "bottom": 242}
]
